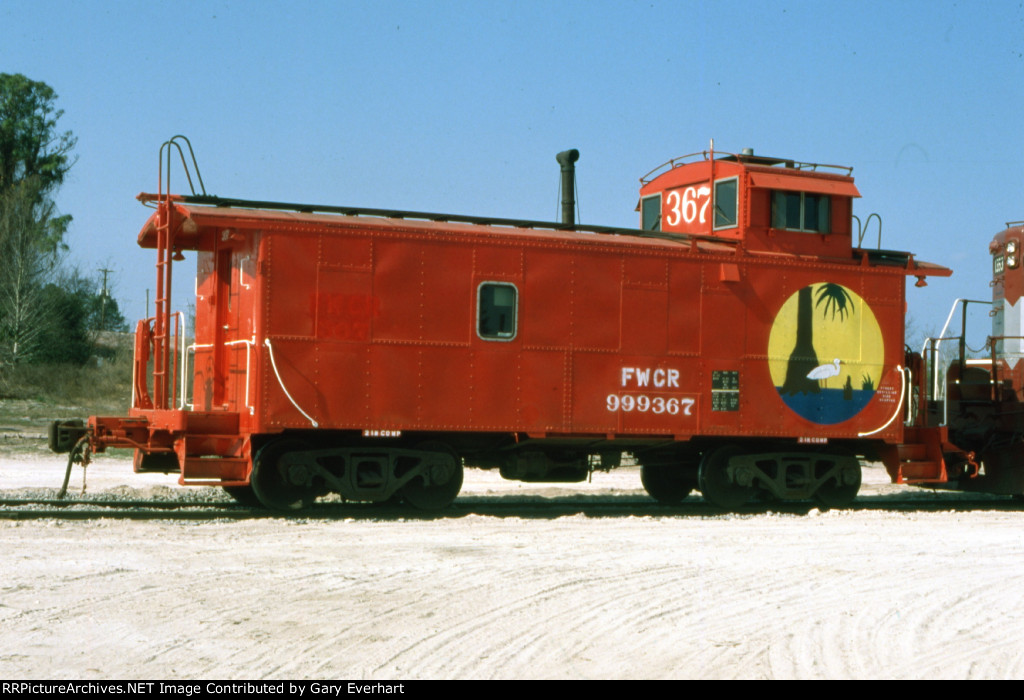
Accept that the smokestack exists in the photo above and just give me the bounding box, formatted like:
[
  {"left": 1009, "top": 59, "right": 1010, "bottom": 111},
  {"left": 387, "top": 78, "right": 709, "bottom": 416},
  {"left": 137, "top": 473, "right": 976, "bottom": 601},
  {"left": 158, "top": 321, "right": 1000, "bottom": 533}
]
[{"left": 556, "top": 149, "right": 580, "bottom": 226}]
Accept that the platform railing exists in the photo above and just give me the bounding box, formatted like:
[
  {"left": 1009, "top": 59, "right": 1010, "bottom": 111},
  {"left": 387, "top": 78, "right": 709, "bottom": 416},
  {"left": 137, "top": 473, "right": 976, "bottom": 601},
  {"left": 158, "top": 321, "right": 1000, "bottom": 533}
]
[
  {"left": 132, "top": 312, "right": 183, "bottom": 411},
  {"left": 639, "top": 149, "right": 853, "bottom": 185}
]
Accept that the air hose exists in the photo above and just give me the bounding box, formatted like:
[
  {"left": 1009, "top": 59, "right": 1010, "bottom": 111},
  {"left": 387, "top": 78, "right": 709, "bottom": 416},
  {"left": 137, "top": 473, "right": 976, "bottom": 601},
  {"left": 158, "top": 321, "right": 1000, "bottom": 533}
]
[{"left": 58, "top": 435, "right": 91, "bottom": 500}]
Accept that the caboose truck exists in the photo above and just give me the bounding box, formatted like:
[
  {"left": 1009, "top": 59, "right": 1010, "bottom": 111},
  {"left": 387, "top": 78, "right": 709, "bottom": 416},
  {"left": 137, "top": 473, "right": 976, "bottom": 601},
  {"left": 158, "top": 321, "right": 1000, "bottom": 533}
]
[{"left": 51, "top": 136, "right": 983, "bottom": 511}]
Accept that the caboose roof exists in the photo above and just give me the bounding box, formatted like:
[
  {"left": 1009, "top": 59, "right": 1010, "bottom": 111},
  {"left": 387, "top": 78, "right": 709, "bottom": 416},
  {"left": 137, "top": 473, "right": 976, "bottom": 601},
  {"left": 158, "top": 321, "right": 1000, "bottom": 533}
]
[
  {"left": 134, "top": 192, "right": 949, "bottom": 278},
  {"left": 136, "top": 193, "right": 737, "bottom": 254}
]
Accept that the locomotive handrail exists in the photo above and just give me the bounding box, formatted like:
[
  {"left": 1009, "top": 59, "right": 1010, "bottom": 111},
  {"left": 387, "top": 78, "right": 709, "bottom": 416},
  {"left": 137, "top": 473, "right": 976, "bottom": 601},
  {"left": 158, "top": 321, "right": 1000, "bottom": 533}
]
[
  {"left": 924, "top": 339, "right": 999, "bottom": 427},
  {"left": 921, "top": 332, "right": 1024, "bottom": 428},
  {"left": 903, "top": 365, "right": 916, "bottom": 426},
  {"left": 925, "top": 298, "right": 993, "bottom": 403},
  {"left": 985, "top": 334, "right": 1024, "bottom": 405},
  {"left": 923, "top": 334, "right": 965, "bottom": 427}
]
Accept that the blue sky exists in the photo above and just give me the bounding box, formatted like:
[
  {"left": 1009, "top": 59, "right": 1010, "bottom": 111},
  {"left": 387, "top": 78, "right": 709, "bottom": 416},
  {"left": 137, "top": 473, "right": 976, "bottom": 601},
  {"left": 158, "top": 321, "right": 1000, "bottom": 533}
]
[{"left": 4, "top": 0, "right": 1023, "bottom": 343}]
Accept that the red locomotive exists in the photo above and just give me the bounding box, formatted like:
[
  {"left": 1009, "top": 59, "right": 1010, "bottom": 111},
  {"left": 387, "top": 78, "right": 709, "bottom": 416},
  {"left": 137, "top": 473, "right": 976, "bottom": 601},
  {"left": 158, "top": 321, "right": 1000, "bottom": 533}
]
[{"left": 50, "top": 136, "right": 1016, "bottom": 510}]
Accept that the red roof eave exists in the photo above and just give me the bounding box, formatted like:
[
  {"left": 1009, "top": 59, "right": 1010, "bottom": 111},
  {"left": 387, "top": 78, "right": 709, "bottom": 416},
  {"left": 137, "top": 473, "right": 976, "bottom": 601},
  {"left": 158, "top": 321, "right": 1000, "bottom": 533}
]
[{"left": 748, "top": 171, "right": 861, "bottom": 198}]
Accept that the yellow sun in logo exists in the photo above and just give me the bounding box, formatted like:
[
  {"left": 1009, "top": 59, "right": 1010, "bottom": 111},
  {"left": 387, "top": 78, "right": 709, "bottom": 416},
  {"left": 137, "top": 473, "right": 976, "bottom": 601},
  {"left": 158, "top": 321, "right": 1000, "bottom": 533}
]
[{"left": 767, "top": 283, "right": 884, "bottom": 424}]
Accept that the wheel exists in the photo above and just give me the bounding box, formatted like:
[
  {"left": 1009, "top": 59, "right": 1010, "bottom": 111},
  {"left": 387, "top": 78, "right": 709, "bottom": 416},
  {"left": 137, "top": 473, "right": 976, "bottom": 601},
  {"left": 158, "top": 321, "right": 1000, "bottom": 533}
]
[
  {"left": 400, "top": 442, "right": 464, "bottom": 510},
  {"left": 640, "top": 463, "right": 697, "bottom": 504},
  {"left": 813, "top": 463, "right": 862, "bottom": 508},
  {"left": 222, "top": 485, "right": 262, "bottom": 507},
  {"left": 698, "top": 445, "right": 754, "bottom": 510},
  {"left": 250, "top": 439, "right": 318, "bottom": 511}
]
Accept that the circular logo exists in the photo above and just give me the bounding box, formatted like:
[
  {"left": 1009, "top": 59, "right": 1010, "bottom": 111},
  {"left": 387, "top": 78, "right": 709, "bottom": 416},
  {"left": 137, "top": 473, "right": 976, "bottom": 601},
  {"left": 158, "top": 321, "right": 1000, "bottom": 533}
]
[{"left": 767, "top": 283, "right": 884, "bottom": 425}]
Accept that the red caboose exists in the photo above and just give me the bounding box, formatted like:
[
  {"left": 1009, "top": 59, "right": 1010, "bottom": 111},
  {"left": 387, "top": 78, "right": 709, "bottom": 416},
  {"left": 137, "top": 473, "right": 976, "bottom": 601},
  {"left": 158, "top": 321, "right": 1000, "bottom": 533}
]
[{"left": 51, "top": 139, "right": 950, "bottom": 510}]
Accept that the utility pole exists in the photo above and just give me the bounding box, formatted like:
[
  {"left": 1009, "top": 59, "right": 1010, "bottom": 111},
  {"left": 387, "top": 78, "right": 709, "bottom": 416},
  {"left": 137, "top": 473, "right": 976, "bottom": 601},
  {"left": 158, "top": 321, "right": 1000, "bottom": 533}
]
[{"left": 98, "top": 268, "right": 112, "bottom": 331}]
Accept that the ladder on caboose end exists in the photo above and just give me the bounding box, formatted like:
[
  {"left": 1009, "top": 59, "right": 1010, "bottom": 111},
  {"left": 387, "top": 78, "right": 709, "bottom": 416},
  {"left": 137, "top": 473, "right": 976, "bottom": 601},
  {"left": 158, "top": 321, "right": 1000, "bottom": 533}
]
[
  {"left": 151, "top": 135, "right": 207, "bottom": 410},
  {"left": 110, "top": 137, "right": 252, "bottom": 489}
]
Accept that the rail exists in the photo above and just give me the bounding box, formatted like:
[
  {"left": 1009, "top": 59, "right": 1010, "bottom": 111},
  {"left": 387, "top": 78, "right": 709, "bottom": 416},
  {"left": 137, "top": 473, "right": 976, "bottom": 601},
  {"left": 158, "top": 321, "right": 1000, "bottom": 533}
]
[{"left": 10, "top": 488, "right": 1022, "bottom": 520}]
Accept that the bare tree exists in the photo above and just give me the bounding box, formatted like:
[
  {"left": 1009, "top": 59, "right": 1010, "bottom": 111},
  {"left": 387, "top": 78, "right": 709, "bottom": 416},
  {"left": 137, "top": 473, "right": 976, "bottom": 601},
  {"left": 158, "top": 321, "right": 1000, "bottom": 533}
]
[{"left": 0, "top": 179, "right": 62, "bottom": 366}]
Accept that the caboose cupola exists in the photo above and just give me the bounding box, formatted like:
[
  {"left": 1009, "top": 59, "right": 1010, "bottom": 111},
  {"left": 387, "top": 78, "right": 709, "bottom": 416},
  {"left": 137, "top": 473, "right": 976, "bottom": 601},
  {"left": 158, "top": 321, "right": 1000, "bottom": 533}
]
[{"left": 638, "top": 147, "right": 860, "bottom": 257}]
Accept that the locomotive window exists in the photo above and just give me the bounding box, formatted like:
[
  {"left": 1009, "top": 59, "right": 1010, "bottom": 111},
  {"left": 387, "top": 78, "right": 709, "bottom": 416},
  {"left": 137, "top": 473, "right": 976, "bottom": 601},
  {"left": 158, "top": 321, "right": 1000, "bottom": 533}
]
[
  {"left": 641, "top": 194, "right": 661, "bottom": 231},
  {"left": 477, "top": 282, "right": 518, "bottom": 341},
  {"left": 771, "top": 191, "right": 830, "bottom": 233},
  {"left": 713, "top": 177, "right": 738, "bottom": 229}
]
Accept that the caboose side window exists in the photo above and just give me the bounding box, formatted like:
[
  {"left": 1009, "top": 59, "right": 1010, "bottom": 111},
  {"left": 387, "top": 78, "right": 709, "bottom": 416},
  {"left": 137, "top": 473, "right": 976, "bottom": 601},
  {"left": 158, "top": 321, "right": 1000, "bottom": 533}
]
[
  {"left": 771, "top": 191, "right": 830, "bottom": 233},
  {"left": 713, "top": 177, "right": 738, "bottom": 229},
  {"left": 641, "top": 194, "right": 661, "bottom": 231},
  {"left": 478, "top": 282, "right": 518, "bottom": 340},
  {"left": 804, "top": 193, "right": 829, "bottom": 232}
]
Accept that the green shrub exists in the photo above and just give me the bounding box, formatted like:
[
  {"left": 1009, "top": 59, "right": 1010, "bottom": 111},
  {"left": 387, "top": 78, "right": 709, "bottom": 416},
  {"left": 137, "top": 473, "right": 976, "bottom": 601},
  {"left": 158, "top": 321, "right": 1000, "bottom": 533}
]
[{"left": 0, "top": 336, "right": 134, "bottom": 415}]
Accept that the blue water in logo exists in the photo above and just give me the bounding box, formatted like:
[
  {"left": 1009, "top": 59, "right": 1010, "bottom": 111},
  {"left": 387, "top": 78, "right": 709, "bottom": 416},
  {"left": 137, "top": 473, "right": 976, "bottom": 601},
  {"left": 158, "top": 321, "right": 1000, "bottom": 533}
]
[{"left": 778, "top": 388, "right": 874, "bottom": 425}]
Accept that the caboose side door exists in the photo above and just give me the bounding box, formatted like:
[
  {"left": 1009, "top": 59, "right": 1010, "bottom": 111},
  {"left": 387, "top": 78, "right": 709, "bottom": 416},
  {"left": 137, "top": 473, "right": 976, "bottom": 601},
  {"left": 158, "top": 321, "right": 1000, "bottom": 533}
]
[
  {"left": 194, "top": 238, "right": 254, "bottom": 413},
  {"left": 216, "top": 242, "right": 256, "bottom": 412}
]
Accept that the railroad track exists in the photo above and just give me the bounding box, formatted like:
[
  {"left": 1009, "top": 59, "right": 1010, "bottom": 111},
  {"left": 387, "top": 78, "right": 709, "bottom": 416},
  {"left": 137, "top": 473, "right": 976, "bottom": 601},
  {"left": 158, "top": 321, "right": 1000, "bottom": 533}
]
[{"left": 1, "top": 492, "right": 1021, "bottom": 520}]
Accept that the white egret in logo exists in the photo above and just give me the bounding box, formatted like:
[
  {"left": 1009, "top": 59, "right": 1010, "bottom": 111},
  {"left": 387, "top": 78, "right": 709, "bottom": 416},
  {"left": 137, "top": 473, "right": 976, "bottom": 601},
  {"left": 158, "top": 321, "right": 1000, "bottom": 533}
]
[{"left": 807, "top": 358, "right": 842, "bottom": 385}]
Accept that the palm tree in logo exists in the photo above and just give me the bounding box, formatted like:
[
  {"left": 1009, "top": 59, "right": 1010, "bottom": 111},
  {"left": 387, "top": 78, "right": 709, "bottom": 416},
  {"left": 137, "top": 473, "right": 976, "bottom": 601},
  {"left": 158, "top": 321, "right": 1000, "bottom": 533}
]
[
  {"left": 815, "top": 283, "right": 855, "bottom": 321},
  {"left": 780, "top": 284, "right": 855, "bottom": 395}
]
